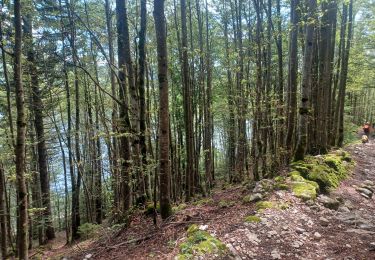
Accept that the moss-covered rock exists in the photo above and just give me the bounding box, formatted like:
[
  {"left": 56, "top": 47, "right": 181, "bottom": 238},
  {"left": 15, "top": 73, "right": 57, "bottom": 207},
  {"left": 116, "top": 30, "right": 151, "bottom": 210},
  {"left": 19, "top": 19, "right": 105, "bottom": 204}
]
[
  {"left": 177, "top": 224, "right": 228, "bottom": 259},
  {"left": 289, "top": 151, "right": 353, "bottom": 194},
  {"left": 275, "top": 183, "right": 289, "bottom": 190},
  {"left": 291, "top": 181, "right": 318, "bottom": 201},
  {"left": 256, "top": 201, "right": 275, "bottom": 210},
  {"left": 244, "top": 215, "right": 261, "bottom": 223}
]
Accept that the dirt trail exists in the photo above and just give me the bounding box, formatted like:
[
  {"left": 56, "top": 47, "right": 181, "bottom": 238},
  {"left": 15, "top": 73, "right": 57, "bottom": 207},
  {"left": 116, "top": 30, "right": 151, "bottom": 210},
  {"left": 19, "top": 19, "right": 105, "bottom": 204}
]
[{"left": 43, "top": 141, "right": 375, "bottom": 260}]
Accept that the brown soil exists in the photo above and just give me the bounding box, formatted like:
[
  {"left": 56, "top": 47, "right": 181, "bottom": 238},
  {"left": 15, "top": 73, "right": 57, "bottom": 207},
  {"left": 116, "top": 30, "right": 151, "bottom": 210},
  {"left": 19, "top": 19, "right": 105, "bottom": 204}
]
[{"left": 38, "top": 140, "right": 375, "bottom": 260}]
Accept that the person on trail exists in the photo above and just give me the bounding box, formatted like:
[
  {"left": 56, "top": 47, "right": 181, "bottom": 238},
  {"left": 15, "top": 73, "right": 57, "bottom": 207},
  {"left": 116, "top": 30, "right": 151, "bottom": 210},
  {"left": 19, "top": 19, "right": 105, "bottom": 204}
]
[{"left": 363, "top": 122, "right": 371, "bottom": 137}]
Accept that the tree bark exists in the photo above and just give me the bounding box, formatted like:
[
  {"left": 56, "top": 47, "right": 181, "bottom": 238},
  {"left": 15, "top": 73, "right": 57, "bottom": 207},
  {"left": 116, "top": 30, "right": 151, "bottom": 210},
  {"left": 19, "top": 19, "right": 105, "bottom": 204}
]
[
  {"left": 116, "top": 0, "right": 132, "bottom": 215},
  {"left": 294, "top": 0, "right": 317, "bottom": 161},
  {"left": 24, "top": 13, "right": 55, "bottom": 242},
  {"left": 153, "top": 0, "right": 172, "bottom": 219},
  {"left": 14, "top": 0, "right": 29, "bottom": 257},
  {"left": 285, "top": 0, "right": 300, "bottom": 156}
]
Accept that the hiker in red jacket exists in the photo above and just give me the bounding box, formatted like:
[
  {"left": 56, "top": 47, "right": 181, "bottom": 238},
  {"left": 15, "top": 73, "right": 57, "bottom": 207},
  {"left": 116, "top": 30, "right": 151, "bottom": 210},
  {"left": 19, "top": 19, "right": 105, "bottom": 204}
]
[{"left": 363, "top": 122, "right": 371, "bottom": 137}]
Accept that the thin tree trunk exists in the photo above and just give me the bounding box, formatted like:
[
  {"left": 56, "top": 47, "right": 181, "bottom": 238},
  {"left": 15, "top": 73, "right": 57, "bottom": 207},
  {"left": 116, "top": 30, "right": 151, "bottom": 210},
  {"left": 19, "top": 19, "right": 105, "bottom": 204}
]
[{"left": 0, "top": 163, "right": 7, "bottom": 258}]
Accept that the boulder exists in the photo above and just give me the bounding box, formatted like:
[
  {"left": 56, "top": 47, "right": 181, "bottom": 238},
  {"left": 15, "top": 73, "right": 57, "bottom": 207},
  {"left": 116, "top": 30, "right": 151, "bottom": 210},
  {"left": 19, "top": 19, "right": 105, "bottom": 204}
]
[{"left": 318, "top": 195, "right": 340, "bottom": 210}]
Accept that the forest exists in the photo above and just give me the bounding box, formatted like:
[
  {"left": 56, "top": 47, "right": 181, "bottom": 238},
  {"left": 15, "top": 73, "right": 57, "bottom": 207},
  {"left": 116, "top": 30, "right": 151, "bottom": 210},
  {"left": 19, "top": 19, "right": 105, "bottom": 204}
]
[{"left": 0, "top": 0, "right": 374, "bottom": 259}]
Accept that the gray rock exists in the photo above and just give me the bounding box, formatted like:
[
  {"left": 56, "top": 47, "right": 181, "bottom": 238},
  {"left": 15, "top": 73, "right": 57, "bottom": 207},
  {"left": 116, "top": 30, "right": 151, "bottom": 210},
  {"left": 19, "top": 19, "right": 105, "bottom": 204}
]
[
  {"left": 369, "top": 242, "right": 375, "bottom": 251},
  {"left": 271, "top": 249, "right": 282, "bottom": 259},
  {"left": 318, "top": 195, "right": 340, "bottom": 210},
  {"left": 296, "top": 227, "right": 306, "bottom": 234},
  {"left": 314, "top": 232, "right": 322, "bottom": 239},
  {"left": 338, "top": 206, "right": 350, "bottom": 213},
  {"left": 249, "top": 193, "right": 263, "bottom": 202},
  {"left": 319, "top": 217, "right": 330, "bottom": 226},
  {"left": 363, "top": 180, "right": 374, "bottom": 186},
  {"left": 356, "top": 187, "right": 373, "bottom": 198},
  {"left": 360, "top": 193, "right": 371, "bottom": 199},
  {"left": 361, "top": 185, "right": 374, "bottom": 192}
]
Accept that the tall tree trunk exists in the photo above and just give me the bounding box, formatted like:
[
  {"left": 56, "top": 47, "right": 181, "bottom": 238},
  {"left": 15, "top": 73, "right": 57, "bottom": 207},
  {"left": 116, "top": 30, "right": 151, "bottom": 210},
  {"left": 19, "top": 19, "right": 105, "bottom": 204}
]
[
  {"left": 24, "top": 13, "right": 55, "bottom": 243},
  {"left": 294, "top": 0, "right": 317, "bottom": 161},
  {"left": 116, "top": 0, "right": 132, "bottom": 215},
  {"left": 153, "top": 0, "right": 172, "bottom": 219},
  {"left": 285, "top": 0, "right": 300, "bottom": 156},
  {"left": 337, "top": 0, "right": 353, "bottom": 146},
  {"left": 138, "top": 0, "right": 149, "bottom": 200},
  {"left": 14, "top": 0, "right": 28, "bottom": 257},
  {"left": 180, "top": 0, "right": 195, "bottom": 201},
  {"left": 104, "top": 0, "right": 120, "bottom": 212}
]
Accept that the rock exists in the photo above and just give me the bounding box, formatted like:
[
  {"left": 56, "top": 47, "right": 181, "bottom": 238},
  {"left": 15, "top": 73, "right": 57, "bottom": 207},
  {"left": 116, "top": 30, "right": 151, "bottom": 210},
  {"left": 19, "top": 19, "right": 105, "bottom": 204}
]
[
  {"left": 314, "top": 232, "right": 322, "bottom": 239},
  {"left": 199, "top": 225, "right": 208, "bottom": 230},
  {"left": 355, "top": 187, "right": 373, "bottom": 198},
  {"left": 249, "top": 193, "right": 263, "bottom": 202},
  {"left": 345, "top": 228, "right": 375, "bottom": 235},
  {"left": 369, "top": 242, "right": 375, "bottom": 251},
  {"left": 267, "top": 230, "right": 278, "bottom": 238},
  {"left": 296, "top": 227, "right": 306, "bottom": 234},
  {"left": 271, "top": 249, "right": 282, "bottom": 259},
  {"left": 318, "top": 195, "right": 340, "bottom": 210},
  {"left": 338, "top": 206, "right": 350, "bottom": 213},
  {"left": 292, "top": 241, "right": 303, "bottom": 248},
  {"left": 84, "top": 254, "right": 93, "bottom": 259},
  {"left": 360, "top": 193, "right": 371, "bottom": 199},
  {"left": 362, "top": 185, "right": 374, "bottom": 192},
  {"left": 245, "top": 231, "right": 261, "bottom": 245},
  {"left": 319, "top": 217, "right": 330, "bottom": 226},
  {"left": 345, "top": 244, "right": 351, "bottom": 248},
  {"left": 363, "top": 180, "right": 374, "bottom": 186}
]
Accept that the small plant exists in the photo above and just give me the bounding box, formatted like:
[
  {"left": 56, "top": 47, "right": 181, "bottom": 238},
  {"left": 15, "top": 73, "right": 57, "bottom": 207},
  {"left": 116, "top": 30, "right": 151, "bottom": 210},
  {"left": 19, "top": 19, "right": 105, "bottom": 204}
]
[{"left": 77, "top": 223, "right": 100, "bottom": 240}]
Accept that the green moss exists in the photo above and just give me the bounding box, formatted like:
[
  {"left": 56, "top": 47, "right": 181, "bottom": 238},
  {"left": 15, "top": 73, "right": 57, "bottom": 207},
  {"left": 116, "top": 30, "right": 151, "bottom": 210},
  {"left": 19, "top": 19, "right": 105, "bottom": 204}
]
[
  {"left": 307, "top": 164, "right": 340, "bottom": 192},
  {"left": 256, "top": 201, "right": 275, "bottom": 210},
  {"left": 192, "top": 198, "right": 214, "bottom": 206},
  {"left": 274, "top": 176, "right": 285, "bottom": 182},
  {"left": 290, "top": 171, "right": 306, "bottom": 182},
  {"left": 291, "top": 181, "right": 318, "bottom": 201},
  {"left": 275, "top": 183, "right": 289, "bottom": 190},
  {"left": 278, "top": 202, "right": 290, "bottom": 210},
  {"left": 218, "top": 200, "right": 235, "bottom": 208},
  {"left": 242, "top": 195, "right": 251, "bottom": 203},
  {"left": 244, "top": 215, "right": 261, "bottom": 223},
  {"left": 172, "top": 203, "right": 187, "bottom": 213},
  {"left": 177, "top": 224, "right": 228, "bottom": 259}
]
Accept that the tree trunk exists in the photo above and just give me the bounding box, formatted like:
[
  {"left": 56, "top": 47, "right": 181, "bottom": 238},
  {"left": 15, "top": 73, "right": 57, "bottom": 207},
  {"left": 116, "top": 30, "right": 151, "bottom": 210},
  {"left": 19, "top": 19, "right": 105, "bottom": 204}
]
[
  {"left": 294, "top": 0, "right": 317, "bottom": 161},
  {"left": 153, "top": 0, "right": 172, "bottom": 219},
  {"left": 285, "top": 0, "right": 300, "bottom": 157},
  {"left": 116, "top": 0, "right": 132, "bottom": 215},
  {"left": 24, "top": 13, "right": 55, "bottom": 242},
  {"left": 180, "top": 0, "right": 195, "bottom": 201},
  {"left": 337, "top": 0, "right": 353, "bottom": 146},
  {"left": 0, "top": 164, "right": 7, "bottom": 258},
  {"left": 14, "top": 0, "right": 29, "bottom": 257},
  {"left": 138, "top": 0, "right": 149, "bottom": 200}
]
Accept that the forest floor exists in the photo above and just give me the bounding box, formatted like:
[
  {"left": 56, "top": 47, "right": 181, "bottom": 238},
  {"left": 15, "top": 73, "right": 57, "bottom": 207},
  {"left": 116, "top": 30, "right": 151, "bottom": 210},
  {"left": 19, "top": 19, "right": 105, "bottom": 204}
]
[{"left": 38, "top": 140, "right": 375, "bottom": 260}]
